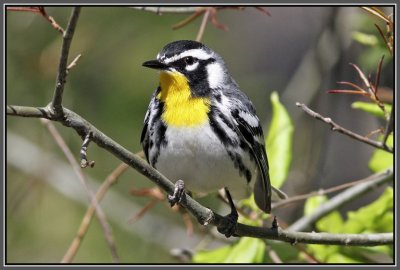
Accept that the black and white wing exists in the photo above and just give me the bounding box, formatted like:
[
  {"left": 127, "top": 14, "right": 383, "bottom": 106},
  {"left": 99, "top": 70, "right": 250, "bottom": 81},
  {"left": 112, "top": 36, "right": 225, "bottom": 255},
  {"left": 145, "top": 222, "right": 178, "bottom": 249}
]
[
  {"left": 212, "top": 89, "right": 272, "bottom": 213},
  {"left": 231, "top": 107, "right": 272, "bottom": 214}
]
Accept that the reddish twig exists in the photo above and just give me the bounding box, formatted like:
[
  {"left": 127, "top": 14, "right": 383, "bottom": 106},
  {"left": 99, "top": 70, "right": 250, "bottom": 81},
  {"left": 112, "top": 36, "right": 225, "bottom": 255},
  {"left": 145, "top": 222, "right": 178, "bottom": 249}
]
[
  {"left": 128, "top": 198, "right": 160, "bottom": 224},
  {"left": 7, "top": 6, "right": 65, "bottom": 34},
  {"left": 195, "top": 9, "right": 210, "bottom": 42},
  {"left": 361, "top": 7, "right": 393, "bottom": 55}
]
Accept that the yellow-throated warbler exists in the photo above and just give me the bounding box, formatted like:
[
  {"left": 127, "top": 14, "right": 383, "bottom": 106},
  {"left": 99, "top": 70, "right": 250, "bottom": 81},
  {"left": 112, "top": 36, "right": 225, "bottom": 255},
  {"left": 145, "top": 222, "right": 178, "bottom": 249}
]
[{"left": 141, "top": 40, "right": 284, "bottom": 236}]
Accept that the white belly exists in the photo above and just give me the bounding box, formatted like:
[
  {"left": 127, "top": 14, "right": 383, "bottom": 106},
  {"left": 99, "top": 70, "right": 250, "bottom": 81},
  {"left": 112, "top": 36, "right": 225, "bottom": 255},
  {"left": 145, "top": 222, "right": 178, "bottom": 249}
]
[{"left": 154, "top": 123, "right": 255, "bottom": 199}]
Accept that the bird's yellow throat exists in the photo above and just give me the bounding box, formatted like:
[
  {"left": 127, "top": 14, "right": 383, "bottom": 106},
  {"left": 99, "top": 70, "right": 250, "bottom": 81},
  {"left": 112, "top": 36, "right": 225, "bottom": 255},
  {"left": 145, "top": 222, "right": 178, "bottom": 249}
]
[{"left": 157, "top": 71, "right": 210, "bottom": 127}]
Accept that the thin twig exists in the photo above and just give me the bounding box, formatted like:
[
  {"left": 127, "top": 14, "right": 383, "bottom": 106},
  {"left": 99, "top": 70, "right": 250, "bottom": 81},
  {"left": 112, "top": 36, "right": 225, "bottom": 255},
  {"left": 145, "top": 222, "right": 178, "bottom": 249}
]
[
  {"left": 128, "top": 199, "right": 160, "bottom": 224},
  {"left": 288, "top": 169, "right": 393, "bottom": 232},
  {"left": 296, "top": 103, "right": 393, "bottom": 153},
  {"left": 67, "top": 54, "right": 82, "bottom": 72},
  {"left": 266, "top": 245, "right": 283, "bottom": 263},
  {"left": 130, "top": 7, "right": 203, "bottom": 14},
  {"left": 172, "top": 10, "right": 204, "bottom": 30},
  {"left": 7, "top": 6, "right": 65, "bottom": 34},
  {"left": 61, "top": 163, "right": 128, "bottom": 263},
  {"left": 41, "top": 119, "right": 120, "bottom": 263},
  {"left": 51, "top": 7, "right": 81, "bottom": 117},
  {"left": 382, "top": 107, "right": 394, "bottom": 147},
  {"left": 272, "top": 172, "right": 386, "bottom": 210},
  {"left": 195, "top": 9, "right": 210, "bottom": 42}
]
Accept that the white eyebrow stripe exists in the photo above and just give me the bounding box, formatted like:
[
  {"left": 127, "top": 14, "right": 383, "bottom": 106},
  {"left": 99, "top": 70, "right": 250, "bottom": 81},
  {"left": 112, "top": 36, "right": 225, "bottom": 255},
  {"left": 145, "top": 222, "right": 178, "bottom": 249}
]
[{"left": 163, "top": 49, "right": 214, "bottom": 64}]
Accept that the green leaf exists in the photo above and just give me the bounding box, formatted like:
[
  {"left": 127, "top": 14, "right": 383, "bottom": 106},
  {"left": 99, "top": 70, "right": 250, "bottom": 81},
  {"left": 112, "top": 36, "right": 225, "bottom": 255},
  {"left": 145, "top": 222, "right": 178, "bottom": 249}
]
[
  {"left": 304, "top": 195, "right": 344, "bottom": 233},
  {"left": 352, "top": 31, "right": 379, "bottom": 46},
  {"left": 343, "top": 187, "right": 393, "bottom": 234},
  {"left": 369, "top": 134, "right": 393, "bottom": 172},
  {"left": 223, "top": 237, "right": 265, "bottom": 263},
  {"left": 266, "top": 91, "right": 294, "bottom": 188},
  {"left": 192, "top": 237, "right": 265, "bottom": 263},
  {"left": 239, "top": 194, "right": 259, "bottom": 212},
  {"left": 304, "top": 195, "right": 327, "bottom": 216},
  {"left": 316, "top": 211, "right": 344, "bottom": 233},
  {"left": 326, "top": 253, "right": 364, "bottom": 263},
  {"left": 192, "top": 245, "right": 233, "bottom": 263},
  {"left": 307, "top": 244, "right": 339, "bottom": 262},
  {"left": 351, "top": 101, "right": 391, "bottom": 119}
]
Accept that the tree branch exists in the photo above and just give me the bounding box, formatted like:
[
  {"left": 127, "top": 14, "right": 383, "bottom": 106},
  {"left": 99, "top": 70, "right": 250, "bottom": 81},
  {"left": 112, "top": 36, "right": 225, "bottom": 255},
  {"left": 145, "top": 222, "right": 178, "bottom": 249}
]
[
  {"left": 296, "top": 102, "right": 393, "bottom": 153},
  {"left": 130, "top": 7, "right": 204, "bottom": 14},
  {"left": 7, "top": 106, "right": 393, "bottom": 246},
  {"left": 272, "top": 171, "right": 388, "bottom": 210},
  {"left": 51, "top": 7, "right": 81, "bottom": 116},
  {"left": 288, "top": 169, "right": 393, "bottom": 232},
  {"left": 7, "top": 105, "right": 52, "bottom": 118}
]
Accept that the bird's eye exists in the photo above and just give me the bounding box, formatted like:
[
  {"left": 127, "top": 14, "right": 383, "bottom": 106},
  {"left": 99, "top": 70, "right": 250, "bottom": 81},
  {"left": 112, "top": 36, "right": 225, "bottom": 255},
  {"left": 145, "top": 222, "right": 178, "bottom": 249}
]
[{"left": 184, "top": 56, "right": 196, "bottom": 65}]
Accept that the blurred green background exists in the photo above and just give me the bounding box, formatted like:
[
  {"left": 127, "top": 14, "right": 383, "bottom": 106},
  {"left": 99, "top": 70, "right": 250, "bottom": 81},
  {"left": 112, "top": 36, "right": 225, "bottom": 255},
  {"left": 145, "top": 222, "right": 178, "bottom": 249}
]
[{"left": 6, "top": 6, "right": 393, "bottom": 263}]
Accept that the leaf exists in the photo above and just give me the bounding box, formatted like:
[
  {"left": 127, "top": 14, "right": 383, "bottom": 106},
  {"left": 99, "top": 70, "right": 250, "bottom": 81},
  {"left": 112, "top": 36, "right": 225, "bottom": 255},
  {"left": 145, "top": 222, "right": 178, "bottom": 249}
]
[
  {"left": 326, "top": 253, "right": 363, "bottom": 263},
  {"left": 316, "top": 211, "right": 344, "bottom": 234},
  {"left": 305, "top": 189, "right": 393, "bottom": 263},
  {"left": 352, "top": 31, "right": 379, "bottom": 46},
  {"left": 351, "top": 101, "right": 392, "bottom": 119},
  {"left": 304, "top": 195, "right": 327, "bottom": 216},
  {"left": 343, "top": 187, "right": 393, "bottom": 234},
  {"left": 222, "top": 237, "right": 265, "bottom": 263},
  {"left": 369, "top": 134, "right": 393, "bottom": 172},
  {"left": 304, "top": 195, "right": 344, "bottom": 233},
  {"left": 239, "top": 193, "right": 260, "bottom": 212},
  {"left": 307, "top": 244, "right": 339, "bottom": 262},
  {"left": 192, "top": 237, "right": 265, "bottom": 263},
  {"left": 266, "top": 91, "right": 294, "bottom": 188},
  {"left": 192, "top": 244, "right": 233, "bottom": 263}
]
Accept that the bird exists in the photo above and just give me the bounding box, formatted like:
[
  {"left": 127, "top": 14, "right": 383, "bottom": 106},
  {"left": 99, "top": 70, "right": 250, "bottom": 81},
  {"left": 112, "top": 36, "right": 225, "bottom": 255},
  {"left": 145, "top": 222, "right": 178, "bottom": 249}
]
[{"left": 141, "top": 40, "right": 284, "bottom": 237}]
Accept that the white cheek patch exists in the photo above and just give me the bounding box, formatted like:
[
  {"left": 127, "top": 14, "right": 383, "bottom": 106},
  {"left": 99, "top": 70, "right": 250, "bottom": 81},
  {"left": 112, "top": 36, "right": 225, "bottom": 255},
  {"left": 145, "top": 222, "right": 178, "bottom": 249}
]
[
  {"left": 238, "top": 111, "right": 259, "bottom": 128},
  {"left": 206, "top": 62, "right": 225, "bottom": 89},
  {"left": 185, "top": 62, "right": 199, "bottom": 71}
]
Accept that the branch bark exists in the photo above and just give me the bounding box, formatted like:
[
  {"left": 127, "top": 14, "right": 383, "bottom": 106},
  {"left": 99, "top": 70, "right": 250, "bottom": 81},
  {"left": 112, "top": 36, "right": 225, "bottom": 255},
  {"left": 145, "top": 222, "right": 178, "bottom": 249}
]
[
  {"left": 296, "top": 102, "right": 393, "bottom": 153},
  {"left": 130, "top": 7, "right": 205, "bottom": 14},
  {"left": 7, "top": 105, "right": 394, "bottom": 246},
  {"left": 51, "top": 7, "right": 81, "bottom": 116}
]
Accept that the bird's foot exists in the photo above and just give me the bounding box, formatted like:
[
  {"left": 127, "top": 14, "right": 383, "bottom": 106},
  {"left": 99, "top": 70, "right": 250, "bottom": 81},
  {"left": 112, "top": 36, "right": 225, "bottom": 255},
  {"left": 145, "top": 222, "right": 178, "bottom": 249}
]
[
  {"left": 217, "top": 210, "right": 238, "bottom": 238},
  {"left": 168, "top": 179, "right": 185, "bottom": 207},
  {"left": 217, "top": 188, "right": 239, "bottom": 238}
]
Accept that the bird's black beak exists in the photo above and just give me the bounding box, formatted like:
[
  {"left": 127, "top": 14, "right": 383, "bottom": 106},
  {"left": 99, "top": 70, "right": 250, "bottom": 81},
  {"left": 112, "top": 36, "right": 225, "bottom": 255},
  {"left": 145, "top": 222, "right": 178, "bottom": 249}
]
[{"left": 142, "top": 59, "right": 169, "bottom": 70}]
